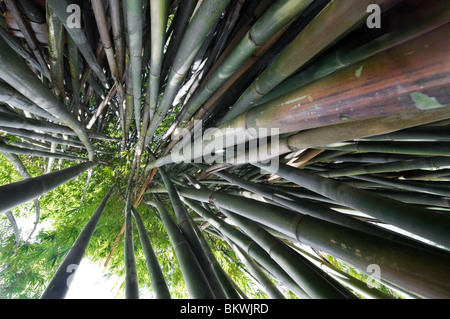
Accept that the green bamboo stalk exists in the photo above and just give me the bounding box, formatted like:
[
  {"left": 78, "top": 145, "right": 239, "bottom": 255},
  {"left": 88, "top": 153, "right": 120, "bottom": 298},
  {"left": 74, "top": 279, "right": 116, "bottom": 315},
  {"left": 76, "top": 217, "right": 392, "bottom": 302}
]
[
  {"left": 148, "top": 0, "right": 169, "bottom": 121},
  {"left": 132, "top": 207, "right": 171, "bottom": 299},
  {"left": 0, "top": 151, "right": 40, "bottom": 242},
  {"left": 157, "top": 166, "right": 227, "bottom": 298},
  {"left": 218, "top": 0, "right": 395, "bottom": 124},
  {"left": 0, "top": 25, "right": 44, "bottom": 77},
  {"left": 0, "top": 161, "right": 97, "bottom": 214},
  {"left": 123, "top": 0, "right": 143, "bottom": 135},
  {"left": 183, "top": 198, "right": 310, "bottom": 299},
  {"left": 0, "top": 138, "right": 87, "bottom": 162},
  {"left": 180, "top": 186, "right": 450, "bottom": 298},
  {"left": 149, "top": 104, "right": 450, "bottom": 170},
  {"left": 225, "top": 237, "right": 286, "bottom": 299},
  {"left": 147, "top": 199, "right": 215, "bottom": 298},
  {"left": 46, "top": 4, "right": 65, "bottom": 100},
  {"left": 67, "top": 35, "right": 82, "bottom": 119},
  {"left": 145, "top": 0, "right": 232, "bottom": 144},
  {"left": 46, "top": 0, "right": 108, "bottom": 88},
  {"left": 177, "top": 0, "right": 314, "bottom": 127},
  {"left": 364, "top": 126, "right": 450, "bottom": 142},
  {"left": 372, "top": 189, "right": 450, "bottom": 209},
  {"left": 0, "top": 36, "right": 95, "bottom": 161},
  {"left": 286, "top": 241, "right": 392, "bottom": 299},
  {"left": 320, "top": 156, "right": 450, "bottom": 178},
  {"left": 220, "top": 208, "right": 352, "bottom": 299},
  {"left": 352, "top": 174, "right": 450, "bottom": 197},
  {"left": 41, "top": 187, "right": 115, "bottom": 299},
  {"left": 184, "top": 207, "right": 241, "bottom": 299},
  {"left": 4, "top": 210, "right": 21, "bottom": 250},
  {"left": 124, "top": 202, "right": 139, "bottom": 299},
  {"left": 211, "top": 168, "right": 444, "bottom": 253},
  {"left": 253, "top": 162, "right": 450, "bottom": 249},
  {"left": 109, "top": 0, "right": 124, "bottom": 80},
  {"left": 324, "top": 141, "right": 450, "bottom": 157},
  {"left": 0, "top": 82, "right": 58, "bottom": 122}
]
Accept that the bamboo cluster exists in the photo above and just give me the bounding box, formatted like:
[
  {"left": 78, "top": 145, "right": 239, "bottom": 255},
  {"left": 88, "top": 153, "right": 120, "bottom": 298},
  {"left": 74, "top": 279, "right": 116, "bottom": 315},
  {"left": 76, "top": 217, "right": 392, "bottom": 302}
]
[{"left": 0, "top": 0, "right": 449, "bottom": 300}]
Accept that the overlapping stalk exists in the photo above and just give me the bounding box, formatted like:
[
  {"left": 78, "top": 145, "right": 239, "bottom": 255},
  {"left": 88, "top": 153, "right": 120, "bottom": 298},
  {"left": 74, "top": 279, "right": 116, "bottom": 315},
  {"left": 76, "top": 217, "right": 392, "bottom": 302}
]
[
  {"left": 132, "top": 207, "right": 171, "bottom": 299},
  {"left": 145, "top": 0, "right": 232, "bottom": 144},
  {"left": 179, "top": 186, "right": 450, "bottom": 298}
]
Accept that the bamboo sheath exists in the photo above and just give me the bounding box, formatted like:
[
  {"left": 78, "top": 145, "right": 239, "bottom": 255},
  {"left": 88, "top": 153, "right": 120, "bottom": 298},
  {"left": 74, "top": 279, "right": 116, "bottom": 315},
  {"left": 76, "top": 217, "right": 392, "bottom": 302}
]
[{"left": 41, "top": 187, "right": 115, "bottom": 299}]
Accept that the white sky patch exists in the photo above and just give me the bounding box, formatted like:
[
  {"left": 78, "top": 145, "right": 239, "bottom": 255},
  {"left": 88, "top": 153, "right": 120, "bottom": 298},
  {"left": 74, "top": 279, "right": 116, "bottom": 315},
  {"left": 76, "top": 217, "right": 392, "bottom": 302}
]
[{"left": 65, "top": 258, "right": 119, "bottom": 299}]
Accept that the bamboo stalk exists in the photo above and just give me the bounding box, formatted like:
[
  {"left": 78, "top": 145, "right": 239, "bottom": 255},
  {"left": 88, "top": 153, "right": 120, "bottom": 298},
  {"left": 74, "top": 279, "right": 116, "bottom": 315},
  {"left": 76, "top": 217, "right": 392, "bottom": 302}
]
[
  {"left": 217, "top": 23, "right": 450, "bottom": 137},
  {"left": 132, "top": 207, "right": 171, "bottom": 299},
  {"left": 46, "top": 0, "right": 109, "bottom": 88},
  {"left": 0, "top": 151, "right": 40, "bottom": 242},
  {"left": 148, "top": 106, "right": 450, "bottom": 170},
  {"left": 178, "top": 0, "right": 313, "bottom": 127},
  {"left": 148, "top": 0, "right": 169, "bottom": 121},
  {"left": 218, "top": 0, "right": 396, "bottom": 124},
  {"left": 324, "top": 141, "right": 450, "bottom": 157},
  {"left": 0, "top": 161, "right": 97, "bottom": 214},
  {"left": 0, "top": 36, "right": 96, "bottom": 161},
  {"left": 211, "top": 168, "right": 445, "bottom": 253},
  {"left": 184, "top": 207, "right": 241, "bottom": 299},
  {"left": 46, "top": 4, "right": 65, "bottom": 100},
  {"left": 147, "top": 199, "right": 215, "bottom": 299},
  {"left": 180, "top": 186, "right": 450, "bottom": 298},
  {"left": 109, "top": 0, "right": 124, "bottom": 80},
  {"left": 124, "top": 192, "right": 139, "bottom": 299},
  {"left": 0, "top": 138, "right": 87, "bottom": 162},
  {"left": 41, "top": 187, "right": 115, "bottom": 299},
  {"left": 4, "top": 0, "right": 51, "bottom": 80},
  {"left": 145, "top": 0, "right": 232, "bottom": 144},
  {"left": 183, "top": 198, "right": 310, "bottom": 298},
  {"left": 320, "top": 156, "right": 450, "bottom": 178},
  {"left": 253, "top": 162, "right": 450, "bottom": 249},
  {"left": 123, "top": 0, "right": 143, "bottom": 135},
  {"left": 254, "top": 0, "right": 450, "bottom": 107},
  {"left": 226, "top": 237, "right": 286, "bottom": 299},
  {"left": 220, "top": 208, "right": 353, "bottom": 299},
  {"left": 157, "top": 166, "right": 227, "bottom": 298},
  {"left": 0, "top": 82, "right": 59, "bottom": 122}
]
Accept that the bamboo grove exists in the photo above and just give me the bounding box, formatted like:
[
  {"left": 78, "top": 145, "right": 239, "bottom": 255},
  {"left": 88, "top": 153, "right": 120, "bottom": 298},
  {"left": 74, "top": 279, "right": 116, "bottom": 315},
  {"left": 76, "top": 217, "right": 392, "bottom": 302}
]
[{"left": 0, "top": 0, "right": 449, "bottom": 299}]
